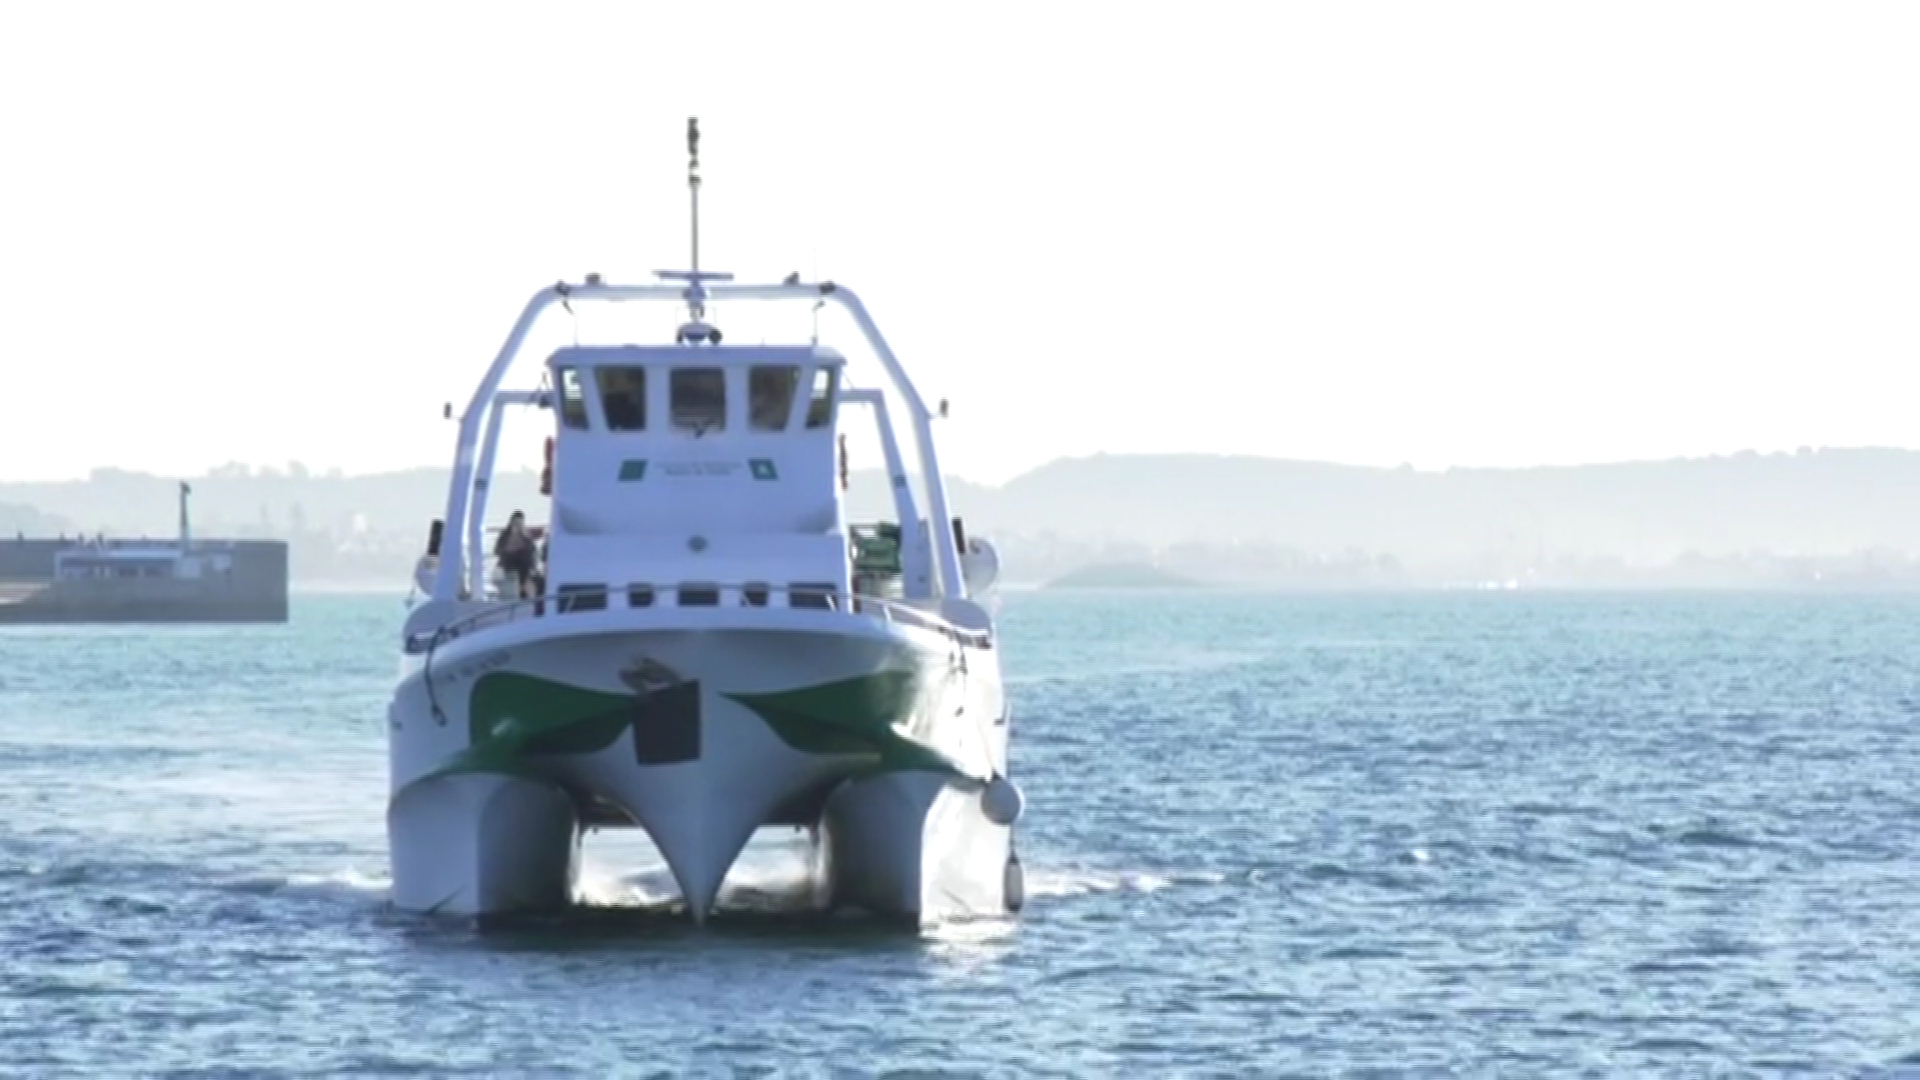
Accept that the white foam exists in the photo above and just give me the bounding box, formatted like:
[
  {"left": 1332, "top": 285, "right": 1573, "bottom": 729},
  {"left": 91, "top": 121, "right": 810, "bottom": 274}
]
[
  {"left": 573, "top": 838, "right": 819, "bottom": 909},
  {"left": 1024, "top": 867, "right": 1222, "bottom": 899}
]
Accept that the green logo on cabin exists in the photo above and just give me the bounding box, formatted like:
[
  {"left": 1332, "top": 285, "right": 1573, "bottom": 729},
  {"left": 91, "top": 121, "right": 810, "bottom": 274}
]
[
  {"left": 749, "top": 458, "right": 779, "bottom": 481},
  {"left": 617, "top": 459, "right": 648, "bottom": 481}
]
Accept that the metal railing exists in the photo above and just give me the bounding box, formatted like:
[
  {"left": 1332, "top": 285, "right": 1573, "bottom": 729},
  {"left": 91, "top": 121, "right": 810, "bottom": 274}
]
[{"left": 406, "top": 580, "right": 993, "bottom": 655}]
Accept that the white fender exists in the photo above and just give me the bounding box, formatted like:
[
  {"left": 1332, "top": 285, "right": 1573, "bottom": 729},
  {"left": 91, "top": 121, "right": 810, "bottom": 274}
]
[
  {"left": 1003, "top": 852, "right": 1025, "bottom": 913},
  {"left": 961, "top": 536, "right": 1001, "bottom": 595},
  {"left": 980, "top": 775, "right": 1024, "bottom": 826}
]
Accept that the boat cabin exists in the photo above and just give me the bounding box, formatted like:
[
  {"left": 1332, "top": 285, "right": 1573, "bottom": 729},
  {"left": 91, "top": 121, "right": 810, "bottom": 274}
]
[
  {"left": 537, "top": 343, "right": 854, "bottom": 610},
  {"left": 56, "top": 549, "right": 182, "bottom": 580},
  {"left": 52, "top": 484, "right": 230, "bottom": 583},
  {"left": 54, "top": 543, "right": 230, "bottom": 581}
]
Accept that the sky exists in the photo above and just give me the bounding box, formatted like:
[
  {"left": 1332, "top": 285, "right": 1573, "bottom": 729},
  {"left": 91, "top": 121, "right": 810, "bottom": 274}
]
[{"left": 1, "top": 1, "right": 1917, "bottom": 485}]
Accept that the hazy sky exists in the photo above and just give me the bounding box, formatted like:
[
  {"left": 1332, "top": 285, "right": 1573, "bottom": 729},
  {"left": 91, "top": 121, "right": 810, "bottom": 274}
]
[{"left": 2, "top": 2, "right": 1916, "bottom": 485}]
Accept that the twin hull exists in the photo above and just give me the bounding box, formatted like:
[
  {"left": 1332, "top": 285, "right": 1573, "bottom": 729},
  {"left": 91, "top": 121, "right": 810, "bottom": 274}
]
[{"left": 386, "top": 610, "right": 1015, "bottom": 925}]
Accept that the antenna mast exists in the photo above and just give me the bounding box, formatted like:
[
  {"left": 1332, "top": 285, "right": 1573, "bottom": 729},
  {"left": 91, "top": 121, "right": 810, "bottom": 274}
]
[
  {"left": 687, "top": 117, "right": 702, "bottom": 312},
  {"left": 657, "top": 117, "right": 733, "bottom": 344}
]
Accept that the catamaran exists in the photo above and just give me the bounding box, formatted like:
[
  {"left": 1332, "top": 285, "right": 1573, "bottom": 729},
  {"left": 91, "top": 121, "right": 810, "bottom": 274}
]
[{"left": 386, "top": 119, "right": 1024, "bottom": 927}]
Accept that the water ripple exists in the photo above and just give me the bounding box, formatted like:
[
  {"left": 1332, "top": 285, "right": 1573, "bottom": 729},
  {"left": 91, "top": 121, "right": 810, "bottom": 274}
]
[{"left": 2, "top": 592, "right": 1918, "bottom": 1075}]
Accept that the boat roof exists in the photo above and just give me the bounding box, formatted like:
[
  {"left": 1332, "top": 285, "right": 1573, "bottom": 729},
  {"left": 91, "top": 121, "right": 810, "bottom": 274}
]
[{"left": 545, "top": 343, "right": 848, "bottom": 368}]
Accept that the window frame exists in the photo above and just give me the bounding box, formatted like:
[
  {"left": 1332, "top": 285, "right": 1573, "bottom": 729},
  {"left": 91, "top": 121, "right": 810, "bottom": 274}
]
[
  {"left": 555, "top": 365, "right": 590, "bottom": 430},
  {"left": 669, "top": 367, "right": 728, "bottom": 434},
  {"left": 595, "top": 365, "right": 650, "bottom": 432},
  {"left": 805, "top": 364, "right": 840, "bottom": 429},
  {"left": 748, "top": 364, "right": 801, "bottom": 432}
]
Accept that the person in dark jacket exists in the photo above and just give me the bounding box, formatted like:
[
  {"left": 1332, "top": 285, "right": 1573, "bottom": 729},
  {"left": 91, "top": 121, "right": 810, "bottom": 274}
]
[{"left": 494, "top": 510, "right": 537, "bottom": 599}]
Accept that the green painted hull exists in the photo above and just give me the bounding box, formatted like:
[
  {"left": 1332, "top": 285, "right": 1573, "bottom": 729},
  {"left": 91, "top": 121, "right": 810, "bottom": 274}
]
[
  {"left": 415, "top": 666, "right": 973, "bottom": 792},
  {"left": 386, "top": 621, "right": 1012, "bottom": 924}
]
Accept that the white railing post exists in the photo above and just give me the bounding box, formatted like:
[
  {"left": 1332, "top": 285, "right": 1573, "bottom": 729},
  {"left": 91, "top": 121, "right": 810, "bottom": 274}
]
[
  {"left": 825, "top": 288, "right": 967, "bottom": 600},
  {"left": 434, "top": 288, "right": 563, "bottom": 599},
  {"left": 467, "top": 394, "right": 510, "bottom": 599},
  {"left": 435, "top": 280, "right": 966, "bottom": 602}
]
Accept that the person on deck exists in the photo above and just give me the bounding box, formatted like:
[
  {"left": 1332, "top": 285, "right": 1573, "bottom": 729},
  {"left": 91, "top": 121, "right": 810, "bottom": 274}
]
[{"left": 494, "top": 510, "right": 537, "bottom": 599}]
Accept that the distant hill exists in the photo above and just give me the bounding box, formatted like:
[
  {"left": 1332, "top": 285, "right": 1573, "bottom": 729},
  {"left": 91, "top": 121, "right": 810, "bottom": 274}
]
[
  {"left": 7, "top": 447, "right": 1920, "bottom": 585},
  {"left": 0, "top": 501, "right": 72, "bottom": 537},
  {"left": 954, "top": 448, "right": 1920, "bottom": 561},
  {"left": 1044, "top": 562, "right": 1203, "bottom": 590}
]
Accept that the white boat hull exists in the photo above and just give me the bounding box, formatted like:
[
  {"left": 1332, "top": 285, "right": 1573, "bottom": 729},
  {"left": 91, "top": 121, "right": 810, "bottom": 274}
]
[
  {"left": 387, "top": 771, "right": 582, "bottom": 916},
  {"left": 822, "top": 769, "right": 1018, "bottom": 924},
  {"left": 390, "top": 179, "right": 1023, "bottom": 930},
  {"left": 386, "top": 610, "right": 1017, "bottom": 927}
]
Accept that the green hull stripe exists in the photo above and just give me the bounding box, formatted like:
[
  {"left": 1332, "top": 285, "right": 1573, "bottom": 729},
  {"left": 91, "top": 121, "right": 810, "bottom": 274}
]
[
  {"left": 722, "top": 669, "right": 968, "bottom": 777},
  {"left": 401, "top": 668, "right": 970, "bottom": 796},
  {"left": 403, "top": 672, "right": 634, "bottom": 789},
  {"left": 469, "top": 671, "right": 633, "bottom": 753}
]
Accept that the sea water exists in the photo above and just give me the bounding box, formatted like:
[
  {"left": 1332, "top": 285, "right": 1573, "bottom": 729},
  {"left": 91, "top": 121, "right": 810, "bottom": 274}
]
[{"left": 2, "top": 591, "right": 1918, "bottom": 1077}]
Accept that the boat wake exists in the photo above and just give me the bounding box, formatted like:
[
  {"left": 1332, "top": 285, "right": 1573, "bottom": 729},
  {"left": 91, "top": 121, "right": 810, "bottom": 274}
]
[
  {"left": 232, "top": 852, "right": 1227, "bottom": 936},
  {"left": 1024, "top": 867, "right": 1226, "bottom": 899},
  {"left": 6, "top": 843, "right": 1221, "bottom": 942},
  {"left": 273, "top": 866, "right": 393, "bottom": 900}
]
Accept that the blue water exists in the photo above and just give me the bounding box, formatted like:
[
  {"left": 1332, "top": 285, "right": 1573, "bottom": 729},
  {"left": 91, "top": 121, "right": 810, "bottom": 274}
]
[{"left": 3, "top": 591, "right": 1919, "bottom": 1078}]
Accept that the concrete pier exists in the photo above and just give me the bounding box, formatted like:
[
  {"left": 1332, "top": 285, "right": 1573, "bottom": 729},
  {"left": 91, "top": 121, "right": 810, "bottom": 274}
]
[{"left": 0, "top": 538, "right": 289, "bottom": 624}]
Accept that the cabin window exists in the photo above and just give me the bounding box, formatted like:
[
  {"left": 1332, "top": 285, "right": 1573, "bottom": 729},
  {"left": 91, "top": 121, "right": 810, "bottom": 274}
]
[
  {"left": 670, "top": 368, "right": 726, "bottom": 433},
  {"left": 805, "top": 366, "right": 839, "bottom": 429},
  {"left": 749, "top": 365, "right": 799, "bottom": 431},
  {"left": 596, "top": 366, "right": 648, "bottom": 431},
  {"left": 557, "top": 366, "right": 589, "bottom": 430},
  {"left": 556, "top": 583, "right": 606, "bottom": 613},
  {"left": 790, "top": 583, "right": 837, "bottom": 609}
]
